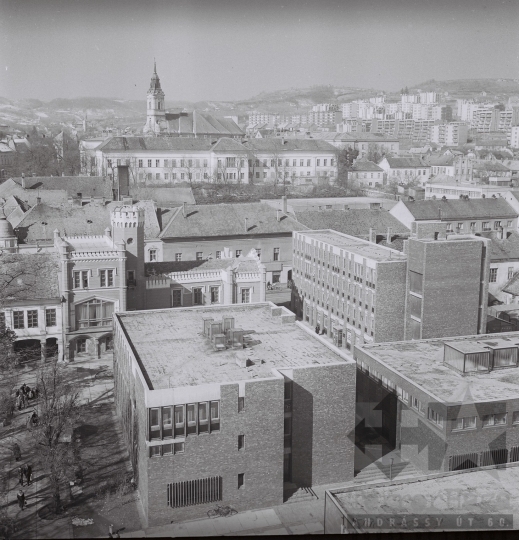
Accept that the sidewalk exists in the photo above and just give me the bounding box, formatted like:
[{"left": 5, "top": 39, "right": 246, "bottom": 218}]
[{"left": 119, "top": 482, "right": 350, "bottom": 537}]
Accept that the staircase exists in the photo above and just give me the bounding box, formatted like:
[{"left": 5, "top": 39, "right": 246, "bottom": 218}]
[
  {"left": 354, "top": 459, "right": 420, "bottom": 484},
  {"left": 283, "top": 483, "right": 319, "bottom": 504}
]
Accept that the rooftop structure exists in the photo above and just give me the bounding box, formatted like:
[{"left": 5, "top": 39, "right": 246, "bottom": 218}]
[{"left": 115, "top": 303, "right": 347, "bottom": 389}]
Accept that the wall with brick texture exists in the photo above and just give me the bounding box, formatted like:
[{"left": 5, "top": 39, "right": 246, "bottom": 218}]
[
  {"left": 291, "top": 362, "right": 356, "bottom": 487},
  {"left": 145, "top": 377, "right": 284, "bottom": 527},
  {"left": 374, "top": 260, "right": 407, "bottom": 343}
]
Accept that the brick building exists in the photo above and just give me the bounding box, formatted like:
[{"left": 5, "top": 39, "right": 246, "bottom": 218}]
[
  {"left": 355, "top": 331, "right": 519, "bottom": 474},
  {"left": 113, "top": 303, "right": 356, "bottom": 526},
  {"left": 291, "top": 223, "right": 490, "bottom": 352}
]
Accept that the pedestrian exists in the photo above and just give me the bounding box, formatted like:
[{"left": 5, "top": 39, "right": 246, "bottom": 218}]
[
  {"left": 17, "top": 490, "right": 25, "bottom": 511},
  {"left": 25, "top": 464, "right": 32, "bottom": 486},
  {"left": 16, "top": 395, "right": 22, "bottom": 411},
  {"left": 12, "top": 443, "right": 21, "bottom": 462},
  {"left": 18, "top": 466, "right": 24, "bottom": 487},
  {"left": 108, "top": 524, "right": 114, "bottom": 538}
]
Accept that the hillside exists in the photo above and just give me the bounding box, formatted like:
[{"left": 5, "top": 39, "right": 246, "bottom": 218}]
[{"left": 407, "top": 78, "right": 519, "bottom": 99}]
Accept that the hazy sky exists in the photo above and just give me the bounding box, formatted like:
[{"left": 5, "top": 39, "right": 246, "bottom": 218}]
[{"left": 1, "top": 0, "right": 518, "bottom": 102}]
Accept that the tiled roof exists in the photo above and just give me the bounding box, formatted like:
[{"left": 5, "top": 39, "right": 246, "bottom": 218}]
[
  {"left": 0, "top": 252, "right": 60, "bottom": 302},
  {"left": 11, "top": 176, "right": 113, "bottom": 199},
  {"left": 0, "top": 178, "right": 69, "bottom": 208},
  {"left": 473, "top": 161, "right": 511, "bottom": 173},
  {"left": 294, "top": 209, "right": 409, "bottom": 238},
  {"left": 211, "top": 138, "right": 248, "bottom": 153},
  {"left": 401, "top": 199, "right": 518, "bottom": 221},
  {"left": 425, "top": 155, "right": 455, "bottom": 166},
  {"left": 384, "top": 157, "right": 427, "bottom": 168},
  {"left": 243, "top": 139, "right": 337, "bottom": 153},
  {"left": 145, "top": 257, "right": 260, "bottom": 277},
  {"left": 163, "top": 111, "right": 244, "bottom": 136},
  {"left": 13, "top": 201, "right": 160, "bottom": 243},
  {"left": 352, "top": 159, "right": 383, "bottom": 172},
  {"left": 490, "top": 231, "right": 519, "bottom": 261},
  {"left": 159, "top": 202, "right": 307, "bottom": 239},
  {"left": 97, "top": 137, "right": 215, "bottom": 153},
  {"left": 129, "top": 186, "right": 195, "bottom": 205},
  {"left": 503, "top": 273, "right": 519, "bottom": 296}
]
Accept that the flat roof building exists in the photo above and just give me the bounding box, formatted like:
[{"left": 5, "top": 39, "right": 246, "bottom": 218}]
[
  {"left": 113, "top": 302, "right": 356, "bottom": 526},
  {"left": 355, "top": 331, "right": 519, "bottom": 475}
]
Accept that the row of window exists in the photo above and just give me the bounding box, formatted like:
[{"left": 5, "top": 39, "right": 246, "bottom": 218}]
[
  {"left": 453, "top": 413, "right": 519, "bottom": 431},
  {"left": 1, "top": 309, "right": 57, "bottom": 330},
  {"left": 150, "top": 435, "right": 247, "bottom": 458},
  {"left": 489, "top": 266, "right": 517, "bottom": 283},
  {"left": 73, "top": 269, "right": 114, "bottom": 289},
  {"left": 149, "top": 401, "right": 221, "bottom": 440},
  {"left": 445, "top": 220, "right": 512, "bottom": 234},
  {"left": 172, "top": 287, "right": 251, "bottom": 307}
]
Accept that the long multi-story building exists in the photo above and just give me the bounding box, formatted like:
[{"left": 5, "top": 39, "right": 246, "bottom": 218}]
[
  {"left": 291, "top": 223, "right": 490, "bottom": 352},
  {"left": 430, "top": 123, "right": 468, "bottom": 146},
  {"left": 113, "top": 302, "right": 356, "bottom": 526}
]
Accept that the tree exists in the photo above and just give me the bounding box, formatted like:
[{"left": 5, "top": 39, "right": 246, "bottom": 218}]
[
  {"left": 365, "top": 143, "right": 384, "bottom": 164},
  {"left": 336, "top": 145, "right": 359, "bottom": 190},
  {"left": 29, "top": 358, "right": 82, "bottom": 513}
]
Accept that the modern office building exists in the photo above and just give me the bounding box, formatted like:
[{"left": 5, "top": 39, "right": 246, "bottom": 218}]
[{"left": 113, "top": 302, "right": 356, "bottom": 526}]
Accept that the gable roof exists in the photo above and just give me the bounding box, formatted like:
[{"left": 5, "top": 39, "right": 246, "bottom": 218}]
[
  {"left": 383, "top": 157, "right": 427, "bottom": 169},
  {"left": 294, "top": 209, "right": 409, "bottom": 239},
  {"left": 473, "top": 161, "right": 511, "bottom": 173},
  {"left": 128, "top": 186, "right": 195, "bottom": 205},
  {"left": 243, "top": 138, "right": 337, "bottom": 153},
  {"left": 401, "top": 199, "right": 518, "bottom": 221},
  {"left": 162, "top": 111, "right": 244, "bottom": 136},
  {"left": 0, "top": 252, "right": 60, "bottom": 302},
  {"left": 97, "top": 136, "right": 215, "bottom": 153},
  {"left": 145, "top": 257, "right": 260, "bottom": 277},
  {"left": 490, "top": 231, "right": 519, "bottom": 262},
  {"left": 159, "top": 202, "right": 307, "bottom": 239},
  {"left": 352, "top": 159, "right": 384, "bottom": 172},
  {"left": 11, "top": 176, "right": 113, "bottom": 199}
]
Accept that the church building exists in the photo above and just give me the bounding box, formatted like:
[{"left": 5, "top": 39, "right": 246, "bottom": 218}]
[{"left": 143, "top": 62, "right": 244, "bottom": 139}]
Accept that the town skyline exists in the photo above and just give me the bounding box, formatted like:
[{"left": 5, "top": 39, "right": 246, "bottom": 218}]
[{"left": 1, "top": 0, "right": 518, "bottom": 102}]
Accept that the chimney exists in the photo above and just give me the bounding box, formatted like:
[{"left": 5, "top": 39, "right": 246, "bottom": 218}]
[
  {"left": 182, "top": 202, "right": 187, "bottom": 218},
  {"left": 244, "top": 217, "right": 248, "bottom": 232},
  {"left": 105, "top": 226, "right": 111, "bottom": 238},
  {"left": 36, "top": 196, "right": 41, "bottom": 205},
  {"left": 369, "top": 228, "right": 376, "bottom": 243},
  {"left": 21, "top": 175, "right": 26, "bottom": 189},
  {"left": 282, "top": 195, "right": 287, "bottom": 214},
  {"left": 276, "top": 209, "right": 281, "bottom": 222},
  {"left": 386, "top": 227, "right": 392, "bottom": 244}
]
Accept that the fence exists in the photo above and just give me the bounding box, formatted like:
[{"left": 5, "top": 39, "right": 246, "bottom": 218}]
[{"left": 167, "top": 476, "right": 222, "bottom": 508}]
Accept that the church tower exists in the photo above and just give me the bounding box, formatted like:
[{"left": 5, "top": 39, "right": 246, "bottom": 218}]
[{"left": 145, "top": 61, "right": 165, "bottom": 135}]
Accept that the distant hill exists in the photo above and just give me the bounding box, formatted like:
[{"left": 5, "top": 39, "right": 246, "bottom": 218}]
[
  {"left": 406, "top": 78, "right": 519, "bottom": 98},
  {"left": 1, "top": 78, "right": 518, "bottom": 132}
]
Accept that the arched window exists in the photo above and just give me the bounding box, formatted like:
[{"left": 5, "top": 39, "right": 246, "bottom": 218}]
[
  {"left": 76, "top": 299, "right": 114, "bottom": 329},
  {"left": 158, "top": 102, "right": 161, "bottom": 110}
]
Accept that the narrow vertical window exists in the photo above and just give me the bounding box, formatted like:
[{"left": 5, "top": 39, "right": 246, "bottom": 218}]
[
  {"left": 162, "top": 406, "right": 173, "bottom": 438},
  {"left": 174, "top": 405, "right": 185, "bottom": 438},
  {"left": 150, "top": 408, "right": 161, "bottom": 440},
  {"left": 238, "top": 473, "right": 244, "bottom": 489},
  {"left": 238, "top": 397, "right": 245, "bottom": 413},
  {"left": 187, "top": 404, "right": 197, "bottom": 435},
  {"left": 198, "top": 402, "right": 209, "bottom": 433},
  {"left": 238, "top": 435, "right": 245, "bottom": 450}
]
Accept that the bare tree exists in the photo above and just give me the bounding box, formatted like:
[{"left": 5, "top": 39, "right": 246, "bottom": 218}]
[{"left": 29, "top": 358, "right": 82, "bottom": 513}]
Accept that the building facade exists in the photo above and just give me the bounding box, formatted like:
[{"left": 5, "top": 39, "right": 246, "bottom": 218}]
[{"left": 113, "top": 303, "right": 356, "bottom": 526}]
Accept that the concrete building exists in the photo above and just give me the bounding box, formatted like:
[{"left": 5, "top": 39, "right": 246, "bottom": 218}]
[
  {"left": 430, "top": 123, "right": 468, "bottom": 146},
  {"left": 488, "top": 231, "right": 519, "bottom": 304},
  {"left": 113, "top": 302, "right": 356, "bottom": 526},
  {"left": 509, "top": 126, "right": 519, "bottom": 149},
  {"left": 291, "top": 223, "right": 490, "bottom": 352},
  {"left": 355, "top": 331, "right": 519, "bottom": 475}
]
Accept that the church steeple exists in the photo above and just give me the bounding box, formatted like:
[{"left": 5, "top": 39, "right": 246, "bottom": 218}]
[{"left": 145, "top": 60, "right": 165, "bottom": 134}]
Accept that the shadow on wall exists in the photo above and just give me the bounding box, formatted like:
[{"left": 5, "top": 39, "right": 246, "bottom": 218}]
[{"left": 291, "top": 382, "right": 313, "bottom": 487}]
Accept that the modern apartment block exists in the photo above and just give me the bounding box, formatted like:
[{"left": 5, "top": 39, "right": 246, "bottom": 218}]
[
  {"left": 291, "top": 223, "right": 490, "bottom": 351},
  {"left": 430, "top": 123, "right": 468, "bottom": 146},
  {"left": 113, "top": 302, "right": 356, "bottom": 526},
  {"left": 355, "top": 332, "right": 519, "bottom": 474}
]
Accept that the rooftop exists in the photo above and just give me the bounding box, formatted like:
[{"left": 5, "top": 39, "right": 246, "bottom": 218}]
[
  {"left": 295, "top": 209, "right": 409, "bottom": 239},
  {"left": 351, "top": 159, "right": 384, "bottom": 172},
  {"left": 11, "top": 176, "right": 113, "bottom": 199},
  {"left": 357, "top": 332, "right": 519, "bottom": 403},
  {"left": 128, "top": 186, "right": 195, "bottom": 206},
  {"left": 401, "top": 199, "right": 518, "bottom": 221},
  {"left": 490, "top": 231, "right": 519, "bottom": 261},
  {"left": 243, "top": 138, "right": 337, "bottom": 153},
  {"left": 116, "top": 303, "right": 351, "bottom": 389},
  {"left": 159, "top": 202, "right": 306, "bottom": 239},
  {"left": 145, "top": 257, "right": 260, "bottom": 277},
  {"left": 383, "top": 157, "right": 427, "bottom": 168},
  {"left": 297, "top": 230, "right": 407, "bottom": 262},
  {"left": 330, "top": 466, "right": 519, "bottom": 533}
]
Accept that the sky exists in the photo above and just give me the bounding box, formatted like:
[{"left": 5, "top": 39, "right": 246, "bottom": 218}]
[{"left": 1, "top": 0, "right": 518, "bottom": 103}]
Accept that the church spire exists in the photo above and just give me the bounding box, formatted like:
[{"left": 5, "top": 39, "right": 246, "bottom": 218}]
[{"left": 148, "top": 60, "right": 163, "bottom": 94}]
